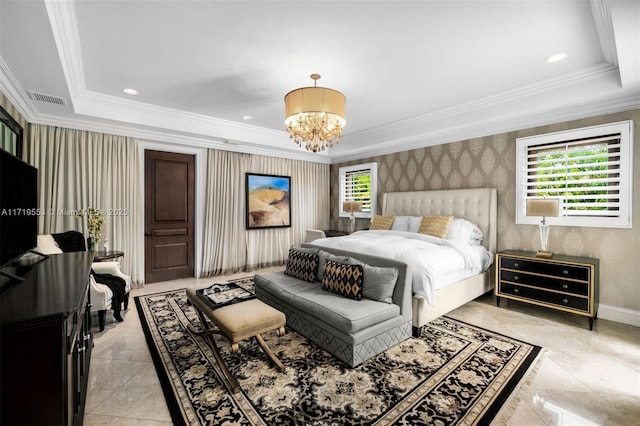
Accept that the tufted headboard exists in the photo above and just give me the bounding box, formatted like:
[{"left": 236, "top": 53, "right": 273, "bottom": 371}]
[{"left": 382, "top": 188, "right": 497, "bottom": 254}]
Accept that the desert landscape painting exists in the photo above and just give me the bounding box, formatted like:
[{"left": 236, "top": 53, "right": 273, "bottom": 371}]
[{"left": 246, "top": 173, "right": 291, "bottom": 229}]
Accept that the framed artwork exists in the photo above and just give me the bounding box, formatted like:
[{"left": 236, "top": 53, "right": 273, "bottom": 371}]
[{"left": 245, "top": 173, "right": 291, "bottom": 229}]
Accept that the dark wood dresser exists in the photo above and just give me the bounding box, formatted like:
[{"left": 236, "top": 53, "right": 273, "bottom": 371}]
[
  {"left": 0, "top": 251, "right": 94, "bottom": 425},
  {"left": 495, "top": 250, "right": 599, "bottom": 330}
]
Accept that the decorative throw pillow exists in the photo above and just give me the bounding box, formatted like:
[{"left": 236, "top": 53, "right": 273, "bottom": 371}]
[
  {"left": 322, "top": 260, "right": 363, "bottom": 300},
  {"left": 418, "top": 215, "right": 454, "bottom": 238},
  {"left": 284, "top": 248, "right": 319, "bottom": 283},
  {"left": 369, "top": 215, "right": 395, "bottom": 230},
  {"left": 342, "top": 257, "right": 399, "bottom": 303},
  {"left": 316, "top": 250, "right": 349, "bottom": 282}
]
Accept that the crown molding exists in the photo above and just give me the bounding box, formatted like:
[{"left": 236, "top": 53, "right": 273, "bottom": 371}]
[
  {"left": 28, "top": 111, "right": 331, "bottom": 164},
  {"left": 330, "top": 95, "right": 640, "bottom": 163},
  {"left": 591, "top": 0, "right": 618, "bottom": 67},
  {"left": 0, "top": 58, "right": 38, "bottom": 122},
  {"left": 44, "top": 0, "right": 86, "bottom": 99},
  {"left": 344, "top": 62, "right": 619, "bottom": 144}
]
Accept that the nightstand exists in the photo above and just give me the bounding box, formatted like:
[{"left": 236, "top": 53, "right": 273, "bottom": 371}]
[{"left": 495, "top": 250, "right": 599, "bottom": 330}]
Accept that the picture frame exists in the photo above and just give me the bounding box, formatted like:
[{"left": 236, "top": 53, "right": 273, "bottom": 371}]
[{"left": 245, "top": 173, "right": 291, "bottom": 229}]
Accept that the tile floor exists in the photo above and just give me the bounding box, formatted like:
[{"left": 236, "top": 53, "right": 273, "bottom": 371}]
[{"left": 83, "top": 269, "right": 640, "bottom": 425}]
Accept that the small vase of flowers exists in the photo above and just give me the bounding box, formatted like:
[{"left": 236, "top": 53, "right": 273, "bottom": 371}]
[{"left": 77, "top": 207, "right": 104, "bottom": 251}]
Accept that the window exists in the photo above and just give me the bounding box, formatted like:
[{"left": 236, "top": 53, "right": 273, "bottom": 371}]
[
  {"left": 516, "top": 121, "right": 633, "bottom": 228},
  {"left": 339, "top": 162, "right": 377, "bottom": 219}
]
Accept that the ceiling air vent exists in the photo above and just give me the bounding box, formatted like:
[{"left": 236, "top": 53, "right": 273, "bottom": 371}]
[{"left": 27, "top": 90, "right": 68, "bottom": 106}]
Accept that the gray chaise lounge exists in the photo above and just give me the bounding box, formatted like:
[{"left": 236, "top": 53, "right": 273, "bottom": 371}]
[{"left": 254, "top": 247, "right": 412, "bottom": 367}]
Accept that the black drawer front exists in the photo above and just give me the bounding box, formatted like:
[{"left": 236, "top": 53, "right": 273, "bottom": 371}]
[
  {"left": 500, "top": 257, "right": 589, "bottom": 281},
  {"left": 499, "top": 283, "right": 589, "bottom": 312},
  {"left": 500, "top": 270, "right": 589, "bottom": 296}
]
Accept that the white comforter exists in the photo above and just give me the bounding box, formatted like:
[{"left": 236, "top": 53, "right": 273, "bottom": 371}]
[{"left": 310, "top": 230, "right": 493, "bottom": 306}]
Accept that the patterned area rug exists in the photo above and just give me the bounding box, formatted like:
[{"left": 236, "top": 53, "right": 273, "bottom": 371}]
[{"left": 135, "top": 277, "right": 542, "bottom": 425}]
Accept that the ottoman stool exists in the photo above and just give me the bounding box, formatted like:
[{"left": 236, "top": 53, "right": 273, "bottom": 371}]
[{"left": 186, "top": 287, "right": 286, "bottom": 393}]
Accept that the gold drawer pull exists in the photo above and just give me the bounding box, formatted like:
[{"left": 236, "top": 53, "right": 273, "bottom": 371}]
[
  {"left": 563, "top": 270, "right": 569, "bottom": 275},
  {"left": 562, "top": 284, "right": 568, "bottom": 289},
  {"left": 513, "top": 289, "right": 519, "bottom": 294},
  {"left": 562, "top": 299, "right": 568, "bottom": 304},
  {"left": 514, "top": 262, "right": 519, "bottom": 267},
  {"left": 513, "top": 275, "right": 519, "bottom": 281}
]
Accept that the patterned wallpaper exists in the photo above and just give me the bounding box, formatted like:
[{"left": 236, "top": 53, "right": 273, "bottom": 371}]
[{"left": 331, "top": 110, "right": 640, "bottom": 313}]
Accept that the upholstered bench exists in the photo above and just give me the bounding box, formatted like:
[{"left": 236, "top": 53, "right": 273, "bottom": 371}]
[{"left": 185, "top": 288, "right": 286, "bottom": 393}]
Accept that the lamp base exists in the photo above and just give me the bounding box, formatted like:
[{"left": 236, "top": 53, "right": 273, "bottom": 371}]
[{"left": 535, "top": 250, "right": 554, "bottom": 259}]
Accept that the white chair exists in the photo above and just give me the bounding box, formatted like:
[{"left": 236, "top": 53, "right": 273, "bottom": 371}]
[
  {"left": 36, "top": 234, "right": 131, "bottom": 331},
  {"left": 305, "top": 229, "right": 326, "bottom": 242}
]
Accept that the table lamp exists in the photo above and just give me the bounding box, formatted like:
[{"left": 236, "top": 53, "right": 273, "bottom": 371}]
[
  {"left": 526, "top": 198, "right": 560, "bottom": 258},
  {"left": 342, "top": 201, "right": 362, "bottom": 233}
]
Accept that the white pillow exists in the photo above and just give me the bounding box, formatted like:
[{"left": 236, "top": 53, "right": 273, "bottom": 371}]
[
  {"left": 36, "top": 235, "right": 63, "bottom": 254},
  {"left": 391, "top": 216, "right": 410, "bottom": 232},
  {"left": 408, "top": 216, "right": 423, "bottom": 233},
  {"left": 447, "top": 218, "right": 484, "bottom": 245}
]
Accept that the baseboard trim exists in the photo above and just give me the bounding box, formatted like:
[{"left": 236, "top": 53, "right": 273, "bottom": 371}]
[{"left": 598, "top": 304, "right": 640, "bottom": 327}]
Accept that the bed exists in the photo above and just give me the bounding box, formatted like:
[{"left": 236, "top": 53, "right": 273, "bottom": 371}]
[{"left": 306, "top": 188, "right": 497, "bottom": 333}]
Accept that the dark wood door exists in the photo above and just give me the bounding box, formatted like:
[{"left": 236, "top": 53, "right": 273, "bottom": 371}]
[{"left": 144, "top": 150, "right": 195, "bottom": 283}]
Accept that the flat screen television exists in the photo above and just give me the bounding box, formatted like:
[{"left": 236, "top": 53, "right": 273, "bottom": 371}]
[{"left": 0, "top": 148, "right": 39, "bottom": 266}]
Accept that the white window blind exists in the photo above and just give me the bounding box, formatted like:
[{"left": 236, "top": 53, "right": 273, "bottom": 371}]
[
  {"left": 339, "top": 162, "right": 377, "bottom": 218},
  {"left": 516, "top": 121, "right": 633, "bottom": 228}
]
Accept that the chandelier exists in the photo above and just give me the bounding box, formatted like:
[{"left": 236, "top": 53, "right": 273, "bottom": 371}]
[{"left": 284, "top": 74, "right": 346, "bottom": 152}]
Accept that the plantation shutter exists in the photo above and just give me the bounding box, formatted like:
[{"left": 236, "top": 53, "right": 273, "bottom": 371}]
[
  {"left": 517, "top": 120, "right": 632, "bottom": 228},
  {"left": 339, "top": 162, "right": 377, "bottom": 217},
  {"left": 343, "top": 166, "right": 372, "bottom": 213},
  {"left": 526, "top": 135, "right": 622, "bottom": 217}
]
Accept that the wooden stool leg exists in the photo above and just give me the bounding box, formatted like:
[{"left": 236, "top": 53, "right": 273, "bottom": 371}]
[{"left": 255, "top": 333, "right": 286, "bottom": 372}]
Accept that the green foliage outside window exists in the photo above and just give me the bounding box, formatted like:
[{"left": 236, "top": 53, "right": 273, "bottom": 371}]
[{"left": 532, "top": 142, "right": 618, "bottom": 212}]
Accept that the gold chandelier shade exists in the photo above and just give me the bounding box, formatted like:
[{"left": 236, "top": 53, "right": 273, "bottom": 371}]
[{"left": 284, "top": 74, "right": 346, "bottom": 152}]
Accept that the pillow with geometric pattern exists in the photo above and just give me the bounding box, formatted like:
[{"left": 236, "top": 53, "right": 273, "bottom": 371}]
[
  {"left": 418, "top": 215, "right": 454, "bottom": 238},
  {"left": 369, "top": 215, "right": 395, "bottom": 230},
  {"left": 322, "top": 259, "right": 363, "bottom": 300},
  {"left": 284, "top": 248, "right": 319, "bottom": 283}
]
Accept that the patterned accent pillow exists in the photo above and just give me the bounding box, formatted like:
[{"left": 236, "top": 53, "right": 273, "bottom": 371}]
[
  {"left": 369, "top": 215, "right": 395, "bottom": 230},
  {"left": 418, "top": 215, "right": 454, "bottom": 238},
  {"left": 284, "top": 248, "right": 319, "bottom": 283},
  {"left": 322, "top": 260, "right": 363, "bottom": 300}
]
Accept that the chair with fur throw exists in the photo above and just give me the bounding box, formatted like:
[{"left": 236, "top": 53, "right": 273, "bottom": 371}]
[{"left": 36, "top": 231, "right": 131, "bottom": 331}]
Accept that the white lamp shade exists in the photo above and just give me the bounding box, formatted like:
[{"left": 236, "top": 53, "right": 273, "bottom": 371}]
[
  {"left": 526, "top": 198, "right": 560, "bottom": 217},
  {"left": 342, "top": 201, "right": 362, "bottom": 213}
]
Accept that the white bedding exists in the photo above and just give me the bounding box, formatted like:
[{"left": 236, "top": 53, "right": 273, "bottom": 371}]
[{"left": 311, "top": 230, "right": 493, "bottom": 306}]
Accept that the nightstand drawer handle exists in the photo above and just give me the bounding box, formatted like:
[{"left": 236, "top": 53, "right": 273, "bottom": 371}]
[
  {"left": 513, "top": 289, "right": 519, "bottom": 294},
  {"left": 513, "top": 275, "right": 519, "bottom": 281},
  {"left": 513, "top": 262, "right": 519, "bottom": 267},
  {"left": 562, "top": 299, "right": 568, "bottom": 304},
  {"left": 563, "top": 269, "right": 569, "bottom": 275},
  {"left": 562, "top": 284, "right": 568, "bottom": 289}
]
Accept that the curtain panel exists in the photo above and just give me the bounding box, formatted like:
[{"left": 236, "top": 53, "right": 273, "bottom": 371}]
[
  {"left": 27, "top": 124, "right": 144, "bottom": 286},
  {"left": 201, "top": 149, "right": 330, "bottom": 276}
]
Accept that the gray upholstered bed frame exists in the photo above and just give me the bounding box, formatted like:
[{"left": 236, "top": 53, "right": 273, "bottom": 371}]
[{"left": 381, "top": 188, "right": 498, "bottom": 329}]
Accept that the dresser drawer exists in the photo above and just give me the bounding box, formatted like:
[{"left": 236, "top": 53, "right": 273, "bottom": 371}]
[
  {"left": 500, "top": 257, "right": 590, "bottom": 281},
  {"left": 499, "top": 283, "right": 589, "bottom": 312},
  {"left": 499, "top": 270, "right": 589, "bottom": 296}
]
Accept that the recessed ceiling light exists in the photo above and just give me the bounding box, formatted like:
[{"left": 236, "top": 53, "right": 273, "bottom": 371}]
[
  {"left": 122, "top": 88, "right": 138, "bottom": 95},
  {"left": 546, "top": 53, "right": 567, "bottom": 63},
  {"left": 242, "top": 115, "right": 253, "bottom": 121}
]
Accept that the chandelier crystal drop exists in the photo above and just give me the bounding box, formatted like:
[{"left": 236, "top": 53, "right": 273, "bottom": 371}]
[{"left": 284, "top": 74, "right": 346, "bottom": 152}]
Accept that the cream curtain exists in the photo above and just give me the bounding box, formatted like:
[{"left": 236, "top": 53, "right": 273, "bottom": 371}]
[
  {"left": 201, "top": 149, "right": 330, "bottom": 276},
  {"left": 27, "top": 124, "right": 144, "bottom": 286}
]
